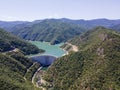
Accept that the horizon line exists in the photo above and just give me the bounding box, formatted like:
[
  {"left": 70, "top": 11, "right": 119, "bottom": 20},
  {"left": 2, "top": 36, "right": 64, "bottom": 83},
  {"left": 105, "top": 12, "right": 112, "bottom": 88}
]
[{"left": 0, "top": 17, "right": 120, "bottom": 22}]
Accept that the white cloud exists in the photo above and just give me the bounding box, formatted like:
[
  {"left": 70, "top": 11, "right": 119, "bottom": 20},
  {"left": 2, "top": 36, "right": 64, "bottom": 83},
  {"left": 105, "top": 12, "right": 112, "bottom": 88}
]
[
  {"left": 0, "top": 16, "right": 18, "bottom": 21},
  {"left": 48, "top": 13, "right": 60, "bottom": 19}
]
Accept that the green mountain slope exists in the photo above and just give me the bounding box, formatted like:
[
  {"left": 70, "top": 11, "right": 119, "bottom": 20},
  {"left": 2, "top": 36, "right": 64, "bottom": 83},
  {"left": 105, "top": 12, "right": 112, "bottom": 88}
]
[
  {"left": 43, "top": 27, "right": 120, "bottom": 90},
  {"left": 0, "top": 28, "right": 44, "bottom": 55},
  {"left": 1, "top": 18, "right": 120, "bottom": 32},
  {"left": 111, "top": 24, "right": 120, "bottom": 32},
  {"left": 1, "top": 18, "right": 120, "bottom": 44},
  {"left": 0, "top": 28, "right": 44, "bottom": 90},
  {"left": 0, "top": 51, "right": 42, "bottom": 90},
  {"left": 12, "top": 19, "right": 86, "bottom": 44},
  {"left": 0, "top": 21, "right": 28, "bottom": 32}
]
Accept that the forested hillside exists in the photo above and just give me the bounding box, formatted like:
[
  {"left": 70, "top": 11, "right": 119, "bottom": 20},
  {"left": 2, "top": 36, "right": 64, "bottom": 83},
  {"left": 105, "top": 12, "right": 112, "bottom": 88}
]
[
  {"left": 0, "top": 52, "right": 42, "bottom": 90},
  {"left": 0, "top": 21, "right": 28, "bottom": 32},
  {"left": 0, "top": 19, "right": 120, "bottom": 90},
  {"left": 43, "top": 27, "right": 120, "bottom": 90},
  {"left": 12, "top": 19, "right": 86, "bottom": 45},
  {"left": 1, "top": 19, "right": 120, "bottom": 45},
  {"left": 111, "top": 24, "right": 120, "bottom": 32},
  {"left": 0, "top": 28, "right": 44, "bottom": 55},
  {"left": 0, "top": 28, "right": 44, "bottom": 90}
]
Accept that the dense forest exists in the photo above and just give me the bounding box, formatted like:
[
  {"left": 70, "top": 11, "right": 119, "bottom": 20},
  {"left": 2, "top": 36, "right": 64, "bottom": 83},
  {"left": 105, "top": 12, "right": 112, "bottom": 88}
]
[
  {"left": 1, "top": 19, "right": 120, "bottom": 45},
  {"left": 0, "top": 51, "right": 42, "bottom": 90},
  {"left": 11, "top": 19, "right": 86, "bottom": 45},
  {"left": 0, "top": 19, "right": 120, "bottom": 90},
  {"left": 10, "top": 19, "right": 120, "bottom": 45},
  {"left": 43, "top": 27, "right": 120, "bottom": 90},
  {"left": 0, "top": 28, "right": 44, "bottom": 90},
  {"left": 0, "top": 28, "right": 44, "bottom": 55},
  {"left": 111, "top": 24, "right": 120, "bottom": 32}
]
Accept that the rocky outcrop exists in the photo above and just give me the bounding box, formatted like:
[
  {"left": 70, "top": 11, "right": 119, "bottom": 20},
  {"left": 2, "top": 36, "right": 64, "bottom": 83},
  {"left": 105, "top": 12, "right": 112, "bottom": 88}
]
[
  {"left": 99, "top": 33, "right": 108, "bottom": 41},
  {"left": 61, "top": 42, "right": 78, "bottom": 53}
]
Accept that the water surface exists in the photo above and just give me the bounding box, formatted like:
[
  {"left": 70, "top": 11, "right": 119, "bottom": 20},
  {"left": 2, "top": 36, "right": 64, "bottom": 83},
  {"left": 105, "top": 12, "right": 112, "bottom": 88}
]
[{"left": 28, "top": 41, "right": 66, "bottom": 57}]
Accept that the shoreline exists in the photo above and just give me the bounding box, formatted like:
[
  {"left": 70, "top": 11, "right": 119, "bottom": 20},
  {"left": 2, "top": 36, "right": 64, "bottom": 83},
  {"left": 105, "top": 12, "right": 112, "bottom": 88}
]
[{"left": 27, "top": 41, "right": 67, "bottom": 58}]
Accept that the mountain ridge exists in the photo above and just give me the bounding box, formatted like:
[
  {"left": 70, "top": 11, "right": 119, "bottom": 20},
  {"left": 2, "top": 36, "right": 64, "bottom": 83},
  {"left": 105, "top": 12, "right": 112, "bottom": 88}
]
[
  {"left": 11, "top": 19, "right": 86, "bottom": 44},
  {"left": 43, "top": 27, "right": 120, "bottom": 90},
  {"left": 0, "top": 18, "right": 120, "bottom": 45}
]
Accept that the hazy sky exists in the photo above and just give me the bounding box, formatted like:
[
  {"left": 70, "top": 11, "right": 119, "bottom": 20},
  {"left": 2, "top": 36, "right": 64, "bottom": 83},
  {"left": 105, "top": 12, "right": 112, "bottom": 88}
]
[{"left": 0, "top": 0, "right": 119, "bottom": 21}]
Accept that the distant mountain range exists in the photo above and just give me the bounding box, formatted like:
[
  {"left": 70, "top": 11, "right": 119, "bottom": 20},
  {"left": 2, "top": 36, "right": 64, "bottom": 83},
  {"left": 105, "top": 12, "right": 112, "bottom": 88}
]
[
  {"left": 0, "top": 18, "right": 120, "bottom": 44},
  {"left": 1, "top": 18, "right": 120, "bottom": 31}
]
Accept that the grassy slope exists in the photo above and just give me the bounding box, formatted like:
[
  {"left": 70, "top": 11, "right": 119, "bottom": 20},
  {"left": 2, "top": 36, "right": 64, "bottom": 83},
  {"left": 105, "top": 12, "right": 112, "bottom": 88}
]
[{"left": 43, "top": 27, "right": 120, "bottom": 90}]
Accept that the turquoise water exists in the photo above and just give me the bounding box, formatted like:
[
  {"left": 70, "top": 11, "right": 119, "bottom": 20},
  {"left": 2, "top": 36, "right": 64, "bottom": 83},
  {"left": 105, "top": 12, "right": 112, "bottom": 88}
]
[{"left": 28, "top": 41, "right": 66, "bottom": 57}]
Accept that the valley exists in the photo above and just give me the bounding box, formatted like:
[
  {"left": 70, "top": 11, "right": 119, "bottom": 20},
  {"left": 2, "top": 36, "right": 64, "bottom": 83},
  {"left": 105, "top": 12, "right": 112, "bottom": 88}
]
[
  {"left": 0, "top": 19, "right": 120, "bottom": 90},
  {"left": 0, "top": 0, "right": 120, "bottom": 90}
]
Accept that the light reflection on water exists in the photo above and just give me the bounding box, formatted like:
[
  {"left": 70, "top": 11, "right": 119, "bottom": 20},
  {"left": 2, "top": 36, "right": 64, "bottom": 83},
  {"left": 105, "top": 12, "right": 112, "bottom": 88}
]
[{"left": 27, "top": 41, "right": 66, "bottom": 58}]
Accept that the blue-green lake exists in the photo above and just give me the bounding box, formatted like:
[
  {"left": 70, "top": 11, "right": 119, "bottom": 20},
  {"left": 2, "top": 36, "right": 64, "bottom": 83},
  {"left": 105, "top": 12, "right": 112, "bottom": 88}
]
[{"left": 28, "top": 41, "right": 66, "bottom": 57}]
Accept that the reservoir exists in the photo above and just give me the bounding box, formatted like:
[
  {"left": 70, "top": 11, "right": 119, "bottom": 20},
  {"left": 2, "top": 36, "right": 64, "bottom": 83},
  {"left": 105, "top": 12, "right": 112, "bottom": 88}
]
[
  {"left": 28, "top": 41, "right": 66, "bottom": 57},
  {"left": 28, "top": 41, "right": 66, "bottom": 66}
]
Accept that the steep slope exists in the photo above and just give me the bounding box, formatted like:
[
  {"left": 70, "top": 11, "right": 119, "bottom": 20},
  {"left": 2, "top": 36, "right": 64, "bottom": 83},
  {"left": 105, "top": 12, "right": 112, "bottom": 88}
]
[
  {"left": 43, "top": 27, "right": 120, "bottom": 90},
  {"left": 12, "top": 19, "right": 86, "bottom": 44},
  {"left": 0, "top": 28, "right": 44, "bottom": 55},
  {"left": 0, "top": 21, "right": 28, "bottom": 32},
  {"left": 0, "top": 28, "right": 43, "bottom": 90},
  {"left": 111, "top": 24, "right": 120, "bottom": 32},
  {"left": 0, "top": 52, "right": 41, "bottom": 90}
]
